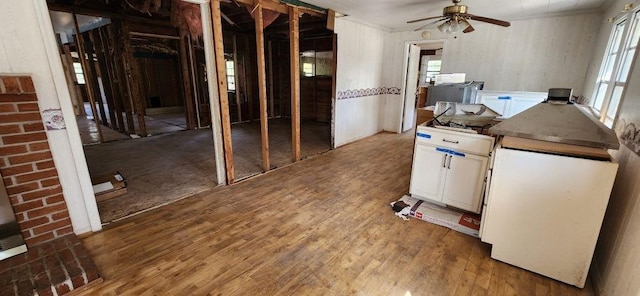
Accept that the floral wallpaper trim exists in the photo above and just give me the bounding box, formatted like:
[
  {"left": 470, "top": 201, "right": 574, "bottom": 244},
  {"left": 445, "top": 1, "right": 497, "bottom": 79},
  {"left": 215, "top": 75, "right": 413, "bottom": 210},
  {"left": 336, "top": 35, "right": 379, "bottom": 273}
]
[
  {"left": 42, "top": 109, "right": 66, "bottom": 130},
  {"left": 616, "top": 119, "right": 640, "bottom": 155},
  {"left": 336, "top": 87, "right": 402, "bottom": 100}
]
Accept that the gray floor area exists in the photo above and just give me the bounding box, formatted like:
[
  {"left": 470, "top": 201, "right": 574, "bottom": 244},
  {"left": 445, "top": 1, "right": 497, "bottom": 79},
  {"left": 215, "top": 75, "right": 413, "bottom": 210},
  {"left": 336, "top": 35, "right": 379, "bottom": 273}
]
[
  {"left": 83, "top": 118, "right": 331, "bottom": 223},
  {"left": 77, "top": 103, "right": 187, "bottom": 145}
]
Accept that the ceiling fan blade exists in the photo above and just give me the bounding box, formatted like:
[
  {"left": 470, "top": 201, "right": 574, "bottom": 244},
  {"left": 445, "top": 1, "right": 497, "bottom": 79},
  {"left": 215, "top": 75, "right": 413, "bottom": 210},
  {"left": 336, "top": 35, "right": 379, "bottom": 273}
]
[
  {"left": 407, "top": 15, "right": 444, "bottom": 24},
  {"left": 465, "top": 14, "right": 511, "bottom": 27},
  {"left": 463, "top": 24, "right": 475, "bottom": 33},
  {"left": 414, "top": 18, "right": 447, "bottom": 31}
]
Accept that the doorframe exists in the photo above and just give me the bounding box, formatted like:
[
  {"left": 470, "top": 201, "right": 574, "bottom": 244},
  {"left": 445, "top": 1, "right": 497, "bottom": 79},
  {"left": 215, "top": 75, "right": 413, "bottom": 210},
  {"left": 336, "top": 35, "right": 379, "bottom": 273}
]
[
  {"left": 397, "top": 39, "right": 447, "bottom": 134},
  {"left": 32, "top": 0, "right": 228, "bottom": 234}
]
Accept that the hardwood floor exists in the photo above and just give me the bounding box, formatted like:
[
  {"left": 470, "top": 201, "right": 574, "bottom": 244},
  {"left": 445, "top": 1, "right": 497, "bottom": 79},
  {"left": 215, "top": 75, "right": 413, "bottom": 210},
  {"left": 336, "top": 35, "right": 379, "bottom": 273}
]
[{"left": 80, "top": 131, "right": 595, "bottom": 295}]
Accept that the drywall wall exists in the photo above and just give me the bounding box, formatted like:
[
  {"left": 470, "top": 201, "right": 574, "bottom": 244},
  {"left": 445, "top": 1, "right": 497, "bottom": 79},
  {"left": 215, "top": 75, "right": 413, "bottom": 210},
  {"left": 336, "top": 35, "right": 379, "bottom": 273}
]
[
  {"left": 381, "top": 12, "right": 602, "bottom": 132},
  {"left": 0, "top": 0, "right": 100, "bottom": 234},
  {"left": 333, "top": 18, "right": 389, "bottom": 147},
  {"left": 581, "top": 1, "right": 640, "bottom": 295}
]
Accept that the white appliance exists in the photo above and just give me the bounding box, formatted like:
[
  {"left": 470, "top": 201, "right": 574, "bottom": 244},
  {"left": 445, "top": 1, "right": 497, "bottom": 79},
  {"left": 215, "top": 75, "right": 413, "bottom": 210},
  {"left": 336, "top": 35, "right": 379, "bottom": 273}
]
[
  {"left": 410, "top": 125, "right": 494, "bottom": 213},
  {"left": 481, "top": 143, "right": 618, "bottom": 288}
]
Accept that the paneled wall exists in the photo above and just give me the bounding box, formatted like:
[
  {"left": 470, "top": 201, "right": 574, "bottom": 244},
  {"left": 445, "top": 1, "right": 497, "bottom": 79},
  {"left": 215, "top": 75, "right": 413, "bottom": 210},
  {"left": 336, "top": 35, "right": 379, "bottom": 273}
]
[
  {"left": 381, "top": 12, "right": 602, "bottom": 133},
  {"left": 590, "top": 3, "right": 640, "bottom": 296},
  {"left": 333, "top": 18, "right": 389, "bottom": 147}
]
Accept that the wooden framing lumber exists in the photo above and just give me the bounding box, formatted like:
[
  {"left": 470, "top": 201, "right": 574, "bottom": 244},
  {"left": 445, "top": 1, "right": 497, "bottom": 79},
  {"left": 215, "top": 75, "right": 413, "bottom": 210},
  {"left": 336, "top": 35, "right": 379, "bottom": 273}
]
[
  {"left": 331, "top": 33, "right": 337, "bottom": 149},
  {"left": 255, "top": 4, "right": 271, "bottom": 171},
  {"left": 289, "top": 6, "right": 301, "bottom": 162},
  {"left": 233, "top": 0, "right": 288, "bottom": 14},
  {"left": 109, "top": 22, "right": 136, "bottom": 135},
  {"left": 73, "top": 13, "right": 104, "bottom": 143},
  {"left": 97, "top": 27, "right": 126, "bottom": 133},
  {"left": 179, "top": 32, "right": 197, "bottom": 129},
  {"left": 268, "top": 40, "right": 275, "bottom": 118},
  {"left": 83, "top": 31, "right": 110, "bottom": 126},
  {"left": 121, "top": 22, "right": 148, "bottom": 136},
  {"left": 326, "top": 9, "right": 335, "bottom": 30},
  {"left": 90, "top": 29, "right": 118, "bottom": 129},
  {"left": 61, "top": 43, "right": 84, "bottom": 116},
  {"left": 212, "top": 0, "right": 236, "bottom": 183},
  {"left": 233, "top": 34, "right": 242, "bottom": 122}
]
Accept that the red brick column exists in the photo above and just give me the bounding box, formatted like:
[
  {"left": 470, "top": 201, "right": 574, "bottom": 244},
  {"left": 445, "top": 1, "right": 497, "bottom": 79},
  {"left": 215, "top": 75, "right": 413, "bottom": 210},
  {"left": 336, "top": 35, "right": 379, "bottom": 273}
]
[{"left": 0, "top": 75, "right": 73, "bottom": 247}]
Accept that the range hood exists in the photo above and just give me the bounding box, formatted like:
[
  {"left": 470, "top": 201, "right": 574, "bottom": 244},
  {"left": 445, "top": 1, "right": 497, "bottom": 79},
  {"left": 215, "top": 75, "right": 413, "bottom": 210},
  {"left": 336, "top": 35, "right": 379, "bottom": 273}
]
[{"left": 489, "top": 103, "right": 620, "bottom": 149}]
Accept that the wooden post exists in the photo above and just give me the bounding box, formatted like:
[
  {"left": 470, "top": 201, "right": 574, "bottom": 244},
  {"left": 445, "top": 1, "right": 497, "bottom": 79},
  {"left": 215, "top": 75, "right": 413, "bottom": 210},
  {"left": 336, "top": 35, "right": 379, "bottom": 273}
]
[
  {"left": 110, "top": 22, "right": 136, "bottom": 135},
  {"left": 232, "top": 34, "right": 242, "bottom": 122},
  {"left": 268, "top": 40, "right": 274, "bottom": 118},
  {"left": 91, "top": 29, "right": 119, "bottom": 129},
  {"left": 83, "top": 31, "right": 110, "bottom": 127},
  {"left": 179, "top": 32, "right": 197, "bottom": 129},
  {"left": 187, "top": 35, "right": 202, "bottom": 127},
  {"left": 245, "top": 35, "right": 254, "bottom": 121},
  {"left": 121, "top": 22, "right": 147, "bottom": 136},
  {"left": 289, "top": 6, "right": 301, "bottom": 162},
  {"left": 98, "top": 26, "right": 126, "bottom": 133},
  {"left": 61, "top": 44, "right": 83, "bottom": 116},
  {"left": 212, "top": 0, "right": 236, "bottom": 183},
  {"left": 255, "top": 4, "right": 271, "bottom": 171},
  {"left": 73, "top": 13, "right": 103, "bottom": 143}
]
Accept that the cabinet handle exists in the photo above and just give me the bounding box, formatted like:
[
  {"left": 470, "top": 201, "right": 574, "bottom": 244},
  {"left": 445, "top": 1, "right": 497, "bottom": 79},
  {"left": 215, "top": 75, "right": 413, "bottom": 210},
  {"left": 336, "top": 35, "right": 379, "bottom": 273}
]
[
  {"left": 447, "top": 155, "right": 452, "bottom": 169},
  {"left": 443, "top": 139, "right": 459, "bottom": 144},
  {"left": 441, "top": 154, "right": 447, "bottom": 168}
]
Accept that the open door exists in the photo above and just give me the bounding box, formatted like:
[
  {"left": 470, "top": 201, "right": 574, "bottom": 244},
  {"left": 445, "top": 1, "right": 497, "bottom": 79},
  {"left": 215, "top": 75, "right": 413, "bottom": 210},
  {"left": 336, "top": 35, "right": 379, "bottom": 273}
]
[{"left": 402, "top": 44, "right": 420, "bottom": 132}]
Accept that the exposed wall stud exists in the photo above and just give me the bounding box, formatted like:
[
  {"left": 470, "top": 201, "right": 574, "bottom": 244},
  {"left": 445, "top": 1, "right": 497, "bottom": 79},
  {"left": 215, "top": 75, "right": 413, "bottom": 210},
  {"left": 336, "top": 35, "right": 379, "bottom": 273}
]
[{"left": 289, "top": 6, "right": 301, "bottom": 161}]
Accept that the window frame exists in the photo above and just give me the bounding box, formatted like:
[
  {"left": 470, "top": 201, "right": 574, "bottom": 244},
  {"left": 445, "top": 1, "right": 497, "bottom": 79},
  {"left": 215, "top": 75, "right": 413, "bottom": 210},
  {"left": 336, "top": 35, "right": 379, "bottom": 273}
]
[{"left": 591, "top": 8, "right": 640, "bottom": 127}]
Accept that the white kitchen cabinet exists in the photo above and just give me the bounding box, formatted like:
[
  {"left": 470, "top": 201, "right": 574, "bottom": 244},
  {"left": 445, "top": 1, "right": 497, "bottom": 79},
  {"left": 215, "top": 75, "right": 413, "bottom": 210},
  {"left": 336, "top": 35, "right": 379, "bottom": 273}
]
[
  {"left": 409, "top": 145, "right": 447, "bottom": 201},
  {"left": 476, "top": 91, "right": 547, "bottom": 118},
  {"left": 441, "top": 153, "right": 488, "bottom": 212},
  {"left": 481, "top": 145, "right": 618, "bottom": 288},
  {"left": 409, "top": 126, "right": 494, "bottom": 213}
]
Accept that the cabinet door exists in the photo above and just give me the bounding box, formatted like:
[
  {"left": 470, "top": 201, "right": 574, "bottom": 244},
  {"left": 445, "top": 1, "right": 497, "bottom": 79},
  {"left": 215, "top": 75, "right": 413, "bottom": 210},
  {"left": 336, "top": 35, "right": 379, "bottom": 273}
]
[
  {"left": 409, "top": 144, "right": 447, "bottom": 202},
  {"left": 509, "top": 96, "right": 544, "bottom": 117},
  {"left": 441, "top": 153, "right": 488, "bottom": 213},
  {"left": 478, "top": 95, "right": 510, "bottom": 118}
]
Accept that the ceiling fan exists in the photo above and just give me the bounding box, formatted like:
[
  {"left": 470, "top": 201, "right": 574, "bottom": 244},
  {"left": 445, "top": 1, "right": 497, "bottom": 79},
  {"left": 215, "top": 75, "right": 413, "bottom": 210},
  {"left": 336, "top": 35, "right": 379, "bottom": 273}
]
[{"left": 407, "top": 0, "right": 511, "bottom": 34}]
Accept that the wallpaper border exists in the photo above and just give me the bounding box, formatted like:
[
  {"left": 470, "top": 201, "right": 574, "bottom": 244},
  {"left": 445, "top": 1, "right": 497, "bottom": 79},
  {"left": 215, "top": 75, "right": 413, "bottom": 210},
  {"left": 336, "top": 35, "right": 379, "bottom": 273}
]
[{"left": 336, "top": 87, "right": 402, "bottom": 100}]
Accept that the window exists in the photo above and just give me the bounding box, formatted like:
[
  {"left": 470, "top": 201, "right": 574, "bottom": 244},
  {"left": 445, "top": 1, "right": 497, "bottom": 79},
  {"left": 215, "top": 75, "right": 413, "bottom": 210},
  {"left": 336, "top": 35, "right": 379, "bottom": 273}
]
[
  {"left": 425, "top": 60, "right": 442, "bottom": 78},
  {"left": 225, "top": 60, "right": 235, "bottom": 91},
  {"left": 302, "top": 62, "right": 314, "bottom": 77},
  {"left": 592, "top": 9, "right": 640, "bottom": 127},
  {"left": 73, "top": 62, "right": 85, "bottom": 84}
]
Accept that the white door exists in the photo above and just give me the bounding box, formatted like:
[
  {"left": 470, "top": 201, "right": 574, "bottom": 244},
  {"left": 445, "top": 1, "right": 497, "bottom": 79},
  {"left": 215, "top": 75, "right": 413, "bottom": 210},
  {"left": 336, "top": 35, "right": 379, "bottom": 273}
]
[
  {"left": 409, "top": 144, "right": 447, "bottom": 202},
  {"left": 441, "top": 153, "right": 488, "bottom": 213},
  {"left": 402, "top": 44, "right": 421, "bottom": 132}
]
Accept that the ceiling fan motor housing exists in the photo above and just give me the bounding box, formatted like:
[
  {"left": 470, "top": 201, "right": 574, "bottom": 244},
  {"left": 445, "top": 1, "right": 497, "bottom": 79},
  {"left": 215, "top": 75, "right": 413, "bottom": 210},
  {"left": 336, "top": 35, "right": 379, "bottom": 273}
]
[{"left": 443, "top": 4, "right": 467, "bottom": 16}]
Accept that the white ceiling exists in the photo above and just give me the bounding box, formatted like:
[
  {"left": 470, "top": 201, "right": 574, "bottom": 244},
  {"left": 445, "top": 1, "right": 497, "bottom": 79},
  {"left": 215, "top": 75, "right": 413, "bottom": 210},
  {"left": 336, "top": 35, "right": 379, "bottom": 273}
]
[{"left": 302, "top": 0, "right": 610, "bottom": 31}]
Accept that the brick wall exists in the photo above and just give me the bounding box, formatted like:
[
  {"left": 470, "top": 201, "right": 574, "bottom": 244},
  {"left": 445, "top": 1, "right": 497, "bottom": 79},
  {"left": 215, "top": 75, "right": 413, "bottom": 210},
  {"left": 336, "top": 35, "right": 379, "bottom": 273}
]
[{"left": 0, "top": 75, "right": 73, "bottom": 247}]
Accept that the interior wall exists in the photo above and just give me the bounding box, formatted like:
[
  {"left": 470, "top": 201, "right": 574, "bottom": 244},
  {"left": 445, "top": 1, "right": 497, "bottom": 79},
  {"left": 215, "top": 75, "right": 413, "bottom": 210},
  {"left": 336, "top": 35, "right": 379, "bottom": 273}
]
[
  {"left": 0, "top": 0, "right": 99, "bottom": 234},
  {"left": 333, "top": 18, "right": 389, "bottom": 147},
  {"left": 381, "top": 12, "right": 602, "bottom": 133},
  {"left": 590, "top": 4, "right": 640, "bottom": 295}
]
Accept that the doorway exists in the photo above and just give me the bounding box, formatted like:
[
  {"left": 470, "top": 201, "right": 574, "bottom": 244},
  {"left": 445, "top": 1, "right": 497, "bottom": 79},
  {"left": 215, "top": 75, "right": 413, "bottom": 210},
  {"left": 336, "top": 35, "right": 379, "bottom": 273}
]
[
  {"left": 46, "top": 2, "right": 222, "bottom": 223},
  {"left": 400, "top": 40, "right": 446, "bottom": 133}
]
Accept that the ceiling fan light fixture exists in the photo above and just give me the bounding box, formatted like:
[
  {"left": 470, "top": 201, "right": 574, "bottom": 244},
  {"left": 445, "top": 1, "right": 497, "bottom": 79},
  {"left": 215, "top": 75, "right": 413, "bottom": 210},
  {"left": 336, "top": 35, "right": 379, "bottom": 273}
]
[
  {"left": 450, "top": 18, "right": 469, "bottom": 33},
  {"left": 437, "top": 21, "right": 450, "bottom": 33}
]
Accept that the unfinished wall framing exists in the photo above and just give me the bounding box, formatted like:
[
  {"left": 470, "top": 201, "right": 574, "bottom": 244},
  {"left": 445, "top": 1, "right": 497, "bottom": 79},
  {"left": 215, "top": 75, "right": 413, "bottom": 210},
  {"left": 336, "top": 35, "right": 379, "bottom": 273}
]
[{"left": 212, "top": 0, "right": 335, "bottom": 182}]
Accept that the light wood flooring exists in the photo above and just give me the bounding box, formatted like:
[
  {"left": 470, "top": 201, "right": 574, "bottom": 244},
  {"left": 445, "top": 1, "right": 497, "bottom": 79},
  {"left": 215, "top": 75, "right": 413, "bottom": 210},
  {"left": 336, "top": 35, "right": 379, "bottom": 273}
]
[{"left": 80, "top": 131, "right": 595, "bottom": 295}]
